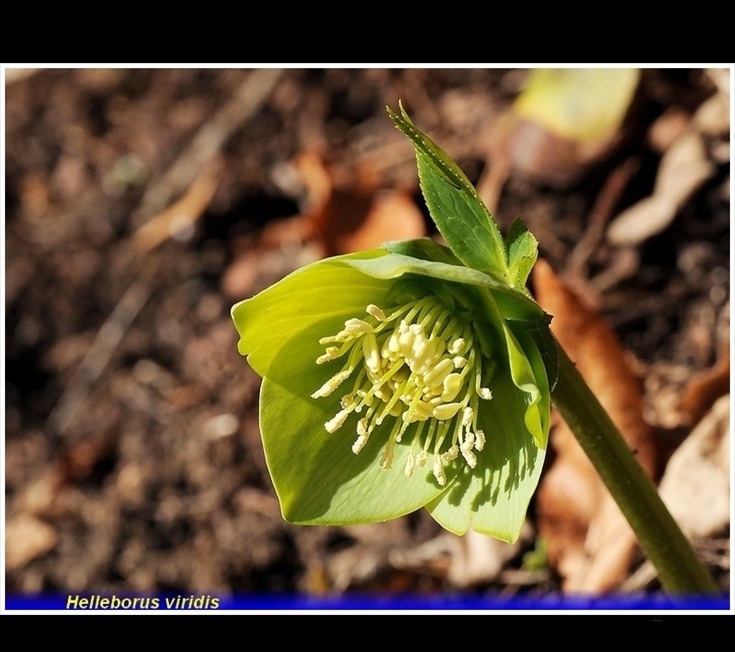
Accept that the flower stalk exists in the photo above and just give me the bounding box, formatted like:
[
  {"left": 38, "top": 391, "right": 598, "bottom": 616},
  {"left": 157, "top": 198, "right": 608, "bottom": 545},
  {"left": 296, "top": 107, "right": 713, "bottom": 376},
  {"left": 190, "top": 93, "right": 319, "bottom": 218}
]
[{"left": 552, "top": 345, "right": 719, "bottom": 594}]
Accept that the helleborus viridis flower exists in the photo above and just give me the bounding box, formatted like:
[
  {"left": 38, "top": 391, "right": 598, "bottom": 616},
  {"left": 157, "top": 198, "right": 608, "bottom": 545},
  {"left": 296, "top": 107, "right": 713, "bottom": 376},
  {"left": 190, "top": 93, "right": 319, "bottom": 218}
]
[{"left": 231, "top": 104, "right": 556, "bottom": 543}]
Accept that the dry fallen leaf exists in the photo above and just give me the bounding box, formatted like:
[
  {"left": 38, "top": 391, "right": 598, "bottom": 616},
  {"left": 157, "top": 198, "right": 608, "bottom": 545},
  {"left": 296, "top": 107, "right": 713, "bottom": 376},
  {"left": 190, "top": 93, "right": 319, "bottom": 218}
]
[
  {"left": 606, "top": 131, "right": 715, "bottom": 245},
  {"left": 294, "top": 150, "right": 426, "bottom": 255},
  {"left": 443, "top": 527, "right": 530, "bottom": 588},
  {"left": 678, "top": 346, "right": 730, "bottom": 425},
  {"left": 6, "top": 513, "right": 58, "bottom": 570},
  {"left": 607, "top": 75, "right": 728, "bottom": 246},
  {"left": 533, "top": 259, "right": 657, "bottom": 593},
  {"left": 222, "top": 150, "right": 427, "bottom": 300},
  {"left": 658, "top": 394, "right": 730, "bottom": 539}
]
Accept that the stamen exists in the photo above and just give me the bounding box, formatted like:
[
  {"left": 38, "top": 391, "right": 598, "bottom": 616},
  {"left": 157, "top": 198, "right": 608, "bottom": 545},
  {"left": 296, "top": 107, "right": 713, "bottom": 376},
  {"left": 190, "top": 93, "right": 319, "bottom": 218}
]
[
  {"left": 366, "top": 304, "right": 386, "bottom": 321},
  {"left": 453, "top": 356, "right": 468, "bottom": 369},
  {"left": 441, "top": 445, "right": 459, "bottom": 463},
  {"left": 380, "top": 439, "right": 395, "bottom": 470},
  {"left": 433, "top": 454, "right": 447, "bottom": 486},
  {"left": 352, "top": 434, "right": 369, "bottom": 454},
  {"left": 316, "top": 346, "right": 342, "bottom": 364},
  {"left": 449, "top": 338, "right": 465, "bottom": 355},
  {"left": 440, "top": 373, "right": 463, "bottom": 401},
  {"left": 362, "top": 332, "right": 381, "bottom": 373},
  {"left": 404, "top": 451, "right": 415, "bottom": 477},
  {"left": 460, "top": 432, "right": 477, "bottom": 467},
  {"left": 474, "top": 429, "right": 486, "bottom": 451},
  {"left": 313, "top": 294, "right": 495, "bottom": 485},
  {"left": 423, "top": 358, "right": 454, "bottom": 389},
  {"left": 461, "top": 407, "right": 474, "bottom": 427},
  {"left": 311, "top": 369, "right": 352, "bottom": 398},
  {"left": 343, "top": 318, "right": 372, "bottom": 334},
  {"left": 325, "top": 408, "right": 351, "bottom": 434},
  {"left": 432, "top": 402, "right": 462, "bottom": 420}
]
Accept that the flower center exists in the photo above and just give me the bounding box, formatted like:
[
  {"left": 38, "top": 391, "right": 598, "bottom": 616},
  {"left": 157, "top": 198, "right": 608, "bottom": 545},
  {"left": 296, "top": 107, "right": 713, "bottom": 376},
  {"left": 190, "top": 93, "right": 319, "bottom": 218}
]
[{"left": 311, "top": 295, "right": 493, "bottom": 486}]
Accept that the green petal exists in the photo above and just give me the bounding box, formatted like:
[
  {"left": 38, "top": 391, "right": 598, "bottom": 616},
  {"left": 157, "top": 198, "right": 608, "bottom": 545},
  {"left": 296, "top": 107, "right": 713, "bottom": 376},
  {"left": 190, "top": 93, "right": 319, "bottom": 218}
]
[
  {"left": 231, "top": 251, "right": 389, "bottom": 378},
  {"left": 231, "top": 253, "right": 458, "bottom": 525},
  {"left": 232, "top": 246, "right": 549, "bottom": 349},
  {"left": 425, "top": 371, "right": 546, "bottom": 543},
  {"left": 341, "top": 245, "right": 547, "bottom": 324},
  {"left": 474, "top": 288, "right": 551, "bottom": 450},
  {"left": 259, "top": 319, "right": 453, "bottom": 525},
  {"left": 231, "top": 247, "right": 551, "bottom": 533}
]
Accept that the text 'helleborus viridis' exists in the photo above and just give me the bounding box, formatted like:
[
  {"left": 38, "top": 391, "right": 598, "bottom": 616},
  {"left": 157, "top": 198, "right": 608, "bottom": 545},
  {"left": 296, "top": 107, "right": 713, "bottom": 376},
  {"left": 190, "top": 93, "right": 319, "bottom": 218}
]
[{"left": 231, "top": 103, "right": 556, "bottom": 542}]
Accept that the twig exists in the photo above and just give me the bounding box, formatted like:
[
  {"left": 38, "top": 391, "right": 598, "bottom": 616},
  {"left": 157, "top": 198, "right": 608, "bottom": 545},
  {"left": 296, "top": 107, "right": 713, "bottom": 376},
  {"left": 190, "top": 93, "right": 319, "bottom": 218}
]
[
  {"left": 132, "top": 161, "right": 223, "bottom": 253},
  {"left": 130, "top": 68, "right": 284, "bottom": 228},
  {"left": 565, "top": 155, "right": 639, "bottom": 278},
  {"left": 47, "top": 256, "right": 160, "bottom": 439}
]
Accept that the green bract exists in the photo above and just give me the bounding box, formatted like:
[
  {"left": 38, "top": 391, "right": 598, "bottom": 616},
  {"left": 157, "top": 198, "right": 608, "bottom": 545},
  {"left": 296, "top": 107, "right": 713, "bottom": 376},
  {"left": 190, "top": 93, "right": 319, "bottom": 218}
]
[
  {"left": 231, "top": 104, "right": 556, "bottom": 543},
  {"left": 232, "top": 240, "right": 552, "bottom": 542}
]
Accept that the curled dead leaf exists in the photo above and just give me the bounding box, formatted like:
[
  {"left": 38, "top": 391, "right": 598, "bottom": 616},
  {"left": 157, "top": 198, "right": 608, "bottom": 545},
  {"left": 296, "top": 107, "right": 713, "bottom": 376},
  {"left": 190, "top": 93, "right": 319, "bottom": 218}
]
[
  {"left": 658, "top": 394, "right": 730, "bottom": 539},
  {"left": 678, "top": 347, "right": 730, "bottom": 425},
  {"left": 607, "top": 132, "right": 715, "bottom": 245},
  {"left": 294, "top": 150, "right": 426, "bottom": 255},
  {"left": 607, "top": 79, "right": 728, "bottom": 246},
  {"left": 533, "top": 259, "right": 657, "bottom": 593},
  {"left": 221, "top": 150, "right": 425, "bottom": 299},
  {"left": 6, "top": 513, "right": 58, "bottom": 570}
]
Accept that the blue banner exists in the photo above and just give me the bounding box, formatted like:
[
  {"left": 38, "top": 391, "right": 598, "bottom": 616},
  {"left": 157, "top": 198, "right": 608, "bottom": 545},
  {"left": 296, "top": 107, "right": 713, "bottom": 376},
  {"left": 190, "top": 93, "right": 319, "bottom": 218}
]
[{"left": 4, "top": 592, "right": 731, "bottom": 612}]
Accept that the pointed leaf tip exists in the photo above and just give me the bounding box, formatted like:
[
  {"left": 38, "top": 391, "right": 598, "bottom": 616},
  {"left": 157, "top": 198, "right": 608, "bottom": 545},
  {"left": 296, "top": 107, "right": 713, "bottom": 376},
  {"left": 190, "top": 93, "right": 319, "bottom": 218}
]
[{"left": 388, "top": 102, "right": 511, "bottom": 283}]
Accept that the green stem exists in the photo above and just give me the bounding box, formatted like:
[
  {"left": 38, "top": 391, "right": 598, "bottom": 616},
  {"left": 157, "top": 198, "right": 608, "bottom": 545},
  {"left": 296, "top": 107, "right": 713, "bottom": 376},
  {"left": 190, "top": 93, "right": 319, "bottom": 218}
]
[{"left": 551, "top": 345, "right": 719, "bottom": 594}]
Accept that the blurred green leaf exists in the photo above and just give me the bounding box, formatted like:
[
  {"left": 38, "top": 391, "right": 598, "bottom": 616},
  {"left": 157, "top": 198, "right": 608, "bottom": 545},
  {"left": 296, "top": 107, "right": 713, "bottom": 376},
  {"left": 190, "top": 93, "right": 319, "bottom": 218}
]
[{"left": 513, "top": 68, "right": 641, "bottom": 143}]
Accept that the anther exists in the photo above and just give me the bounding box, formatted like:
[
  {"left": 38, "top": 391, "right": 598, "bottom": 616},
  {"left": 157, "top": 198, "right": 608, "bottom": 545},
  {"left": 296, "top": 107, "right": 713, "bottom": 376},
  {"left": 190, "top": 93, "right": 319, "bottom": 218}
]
[
  {"left": 433, "top": 455, "right": 447, "bottom": 486},
  {"left": 479, "top": 387, "right": 493, "bottom": 400},
  {"left": 325, "top": 408, "right": 351, "bottom": 434},
  {"left": 474, "top": 430, "right": 486, "bottom": 451},
  {"left": 311, "top": 369, "right": 352, "bottom": 398},
  {"left": 449, "top": 338, "right": 465, "bottom": 355},
  {"left": 432, "top": 402, "right": 463, "bottom": 421},
  {"left": 366, "top": 304, "right": 386, "bottom": 321}
]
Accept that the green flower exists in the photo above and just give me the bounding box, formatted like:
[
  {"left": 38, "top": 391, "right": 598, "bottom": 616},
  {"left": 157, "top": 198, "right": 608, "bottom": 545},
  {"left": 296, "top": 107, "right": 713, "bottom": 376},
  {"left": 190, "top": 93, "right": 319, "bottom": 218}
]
[
  {"left": 231, "top": 239, "right": 552, "bottom": 542},
  {"left": 231, "top": 104, "right": 556, "bottom": 543}
]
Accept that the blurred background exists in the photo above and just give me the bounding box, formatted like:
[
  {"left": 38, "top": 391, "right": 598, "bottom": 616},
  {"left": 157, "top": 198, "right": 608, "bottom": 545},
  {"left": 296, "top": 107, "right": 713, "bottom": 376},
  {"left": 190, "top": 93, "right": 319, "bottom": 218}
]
[{"left": 4, "top": 67, "right": 730, "bottom": 604}]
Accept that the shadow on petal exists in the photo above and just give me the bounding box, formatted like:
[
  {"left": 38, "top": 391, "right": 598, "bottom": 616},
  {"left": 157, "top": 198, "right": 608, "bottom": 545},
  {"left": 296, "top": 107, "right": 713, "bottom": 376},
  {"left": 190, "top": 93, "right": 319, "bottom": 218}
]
[
  {"left": 425, "top": 372, "right": 546, "bottom": 542},
  {"left": 261, "top": 319, "right": 454, "bottom": 527}
]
